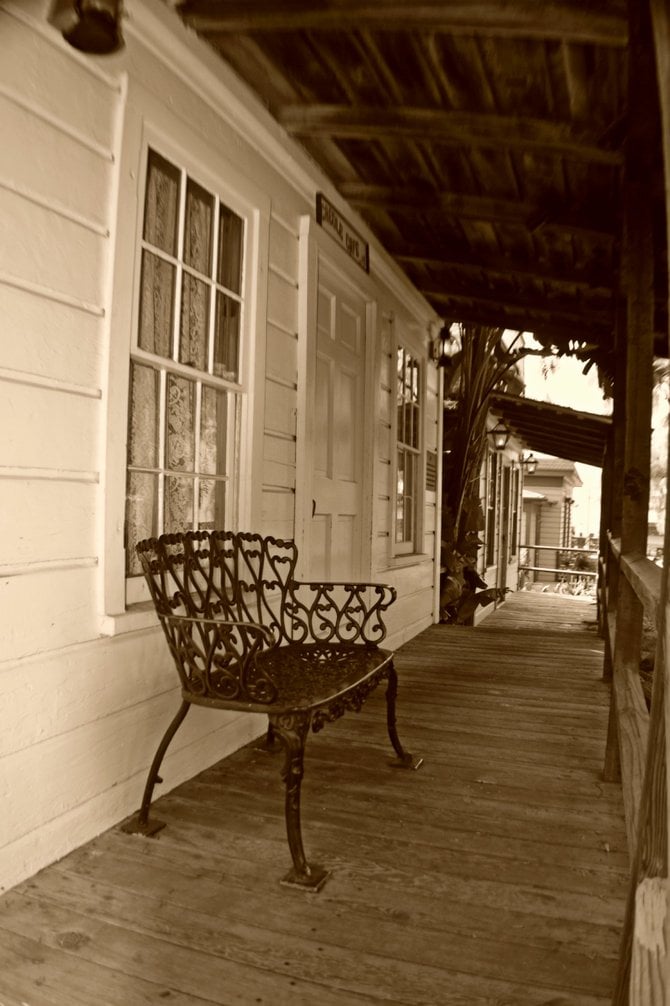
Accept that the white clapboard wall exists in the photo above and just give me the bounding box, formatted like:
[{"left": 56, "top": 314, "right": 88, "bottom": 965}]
[{"left": 0, "top": 0, "right": 439, "bottom": 893}]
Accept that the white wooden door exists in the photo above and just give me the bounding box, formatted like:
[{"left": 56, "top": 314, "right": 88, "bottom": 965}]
[{"left": 310, "top": 261, "right": 367, "bottom": 580}]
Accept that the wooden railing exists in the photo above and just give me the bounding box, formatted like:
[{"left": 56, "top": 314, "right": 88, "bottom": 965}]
[
  {"left": 601, "top": 534, "right": 668, "bottom": 1004},
  {"left": 519, "top": 542, "right": 598, "bottom": 585}
]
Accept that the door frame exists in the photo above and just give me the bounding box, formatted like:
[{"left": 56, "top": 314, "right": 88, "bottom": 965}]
[{"left": 295, "top": 213, "right": 377, "bottom": 580}]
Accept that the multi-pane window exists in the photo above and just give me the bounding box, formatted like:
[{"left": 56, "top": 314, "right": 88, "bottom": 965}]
[
  {"left": 395, "top": 346, "right": 421, "bottom": 553},
  {"left": 125, "top": 148, "right": 245, "bottom": 580},
  {"left": 485, "top": 450, "right": 498, "bottom": 567},
  {"left": 510, "top": 467, "right": 520, "bottom": 557}
]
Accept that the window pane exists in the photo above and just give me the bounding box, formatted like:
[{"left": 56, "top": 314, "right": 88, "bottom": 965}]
[
  {"left": 411, "top": 402, "right": 419, "bottom": 449},
  {"left": 397, "top": 347, "right": 405, "bottom": 382},
  {"left": 184, "top": 179, "right": 214, "bottom": 275},
  {"left": 411, "top": 359, "right": 419, "bottom": 401},
  {"left": 143, "top": 150, "right": 180, "bottom": 256},
  {"left": 214, "top": 293, "right": 240, "bottom": 381},
  {"left": 405, "top": 451, "right": 414, "bottom": 499},
  {"left": 198, "top": 478, "right": 226, "bottom": 530},
  {"left": 396, "top": 450, "right": 405, "bottom": 542},
  {"left": 179, "top": 273, "right": 209, "bottom": 370},
  {"left": 138, "top": 251, "right": 175, "bottom": 358},
  {"left": 165, "top": 476, "right": 194, "bottom": 533},
  {"left": 407, "top": 403, "right": 415, "bottom": 449},
  {"left": 218, "top": 206, "right": 243, "bottom": 293},
  {"left": 126, "top": 471, "right": 157, "bottom": 575},
  {"left": 166, "top": 375, "right": 195, "bottom": 472},
  {"left": 397, "top": 401, "right": 404, "bottom": 445},
  {"left": 200, "top": 385, "right": 227, "bottom": 475},
  {"left": 128, "top": 362, "right": 159, "bottom": 468}
]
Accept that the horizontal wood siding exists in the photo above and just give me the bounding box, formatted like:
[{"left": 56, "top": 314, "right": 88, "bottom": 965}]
[
  {"left": 261, "top": 213, "right": 299, "bottom": 538},
  {"left": 0, "top": 282, "right": 103, "bottom": 387},
  {"left": 0, "top": 6, "right": 113, "bottom": 670}
]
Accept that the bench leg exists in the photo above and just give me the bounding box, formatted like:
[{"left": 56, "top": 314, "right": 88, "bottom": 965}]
[
  {"left": 121, "top": 699, "right": 191, "bottom": 837},
  {"left": 255, "top": 718, "right": 277, "bottom": 752},
  {"left": 386, "top": 662, "right": 423, "bottom": 770},
  {"left": 270, "top": 712, "right": 330, "bottom": 892}
]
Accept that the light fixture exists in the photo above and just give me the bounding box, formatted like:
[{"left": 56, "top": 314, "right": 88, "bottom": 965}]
[
  {"left": 488, "top": 420, "right": 510, "bottom": 452},
  {"left": 430, "top": 324, "right": 460, "bottom": 365},
  {"left": 50, "top": 0, "right": 124, "bottom": 55},
  {"left": 522, "top": 453, "right": 537, "bottom": 475}
]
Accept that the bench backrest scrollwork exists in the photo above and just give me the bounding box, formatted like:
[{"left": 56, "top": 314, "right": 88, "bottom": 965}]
[{"left": 136, "top": 530, "right": 396, "bottom": 705}]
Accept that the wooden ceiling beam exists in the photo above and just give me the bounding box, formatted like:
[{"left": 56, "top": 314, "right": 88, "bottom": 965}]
[
  {"left": 424, "top": 284, "right": 612, "bottom": 324},
  {"left": 339, "top": 182, "right": 617, "bottom": 240},
  {"left": 278, "top": 105, "right": 624, "bottom": 166},
  {"left": 179, "top": 2, "right": 627, "bottom": 47},
  {"left": 423, "top": 294, "right": 612, "bottom": 342},
  {"left": 395, "top": 250, "right": 615, "bottom": 296}
]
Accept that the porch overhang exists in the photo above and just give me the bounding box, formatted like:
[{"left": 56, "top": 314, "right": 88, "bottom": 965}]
[{"left": 490, "top": 392, "right": 612, "bottom": 468}]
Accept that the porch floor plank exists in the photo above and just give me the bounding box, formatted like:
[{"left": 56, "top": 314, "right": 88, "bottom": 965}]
[{"left": 0, "top": 592, "right": 628, "bottom": 1005}]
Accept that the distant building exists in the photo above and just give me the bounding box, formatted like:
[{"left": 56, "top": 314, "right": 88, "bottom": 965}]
[{"left": 520, "top": 458, "right": 583, "bottom": 586}]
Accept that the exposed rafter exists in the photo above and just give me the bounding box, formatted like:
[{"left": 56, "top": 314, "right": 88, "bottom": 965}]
[
  {"left": 424, "top": 288, "right": 612, "bottom": 331},
  {"left": 179, "top": 1, "right": 628, "bottom": 47},
  {"left": 278, "top": 105, "right": 624, "bottom": 166},
  {"left": 490, "top": 393, "right": 611, "bottom": 467},
  {"left": 338, "top": 182, "right": 617, "bottom": 240},
  {"left": 427, "top": 301, "right": 612, "bottom": 348},
  {"left": 174, "top": 0, "right": 667, "bottom": 387},
  {"left": 394, "top": 250, "right": 616, "bottom": 296}
]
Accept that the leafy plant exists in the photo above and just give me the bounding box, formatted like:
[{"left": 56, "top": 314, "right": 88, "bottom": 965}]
[{"left": 439, "top": 324, "right": 531, "bottom": 623}]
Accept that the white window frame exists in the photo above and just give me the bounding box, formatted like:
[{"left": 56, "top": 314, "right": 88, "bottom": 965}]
[
  {"left": 101, "top": 88, "right": 269, "bottom": 632},
  {"left": 393, "top": 339, "right": 424, "bottom": 556},
  {"left": 485, "top": 448, "right": 499, "bottom": 569},
  {"left": 125, "top": 143, "right": 249, "bottom": 604}
]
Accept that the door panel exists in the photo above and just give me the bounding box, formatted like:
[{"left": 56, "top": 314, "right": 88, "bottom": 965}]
[{"left": 310, "top": 261, "right": 367, "bottom": 580}]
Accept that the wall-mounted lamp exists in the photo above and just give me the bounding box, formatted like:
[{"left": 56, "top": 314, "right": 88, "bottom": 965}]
[
  {"left": 430, "top": 325, "right": 460, "bottom": 365},
  {"left": 49, "top": 0, "right": 124, "bottom": 54},
  {"left": 487, "top": 420, "right": 510, "bottom": 452},
  {"left": 521, "top": 453, "right": 537, "bottom": 475}
]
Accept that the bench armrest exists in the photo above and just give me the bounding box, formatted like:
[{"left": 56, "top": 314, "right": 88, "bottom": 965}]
[
  {"left": 158, "top": 613, "right": 278, "bottom": 703},
  {"left": 285, "top": 580, "right": 396, "bottom": 645}
]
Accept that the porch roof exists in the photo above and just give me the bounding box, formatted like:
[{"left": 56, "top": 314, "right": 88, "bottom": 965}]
[
  {"left": 491, "top": 391, "right": 612, "bottom": 467},
  {"left": 173, "top": 0, "right": 668, "bottom": 381}
]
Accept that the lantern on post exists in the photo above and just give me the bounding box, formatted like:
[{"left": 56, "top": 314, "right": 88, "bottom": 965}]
[{"left": 487, "top": 420, "right": 510, "bottom": 452}]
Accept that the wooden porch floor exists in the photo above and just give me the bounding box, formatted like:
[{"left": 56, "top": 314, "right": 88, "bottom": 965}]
[{"left": 0, "top": 592, "right": 628, "bottom": 1006}]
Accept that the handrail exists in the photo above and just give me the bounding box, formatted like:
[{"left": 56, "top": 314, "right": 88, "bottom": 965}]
[
  {"left": 604, "top": 526, "right": 669, "bottom": 1005},
  {"left": 608, "top": 534, "right": 662, "bottom": 618},
  {"left": 520, "top": 543, "right": 598, "bottom": 555},
  {"left": 603, "top": 532, "right": 659, "bottom": 853},
  {"left": 518, "top": 563, "right": 597, "bottom": 578}
]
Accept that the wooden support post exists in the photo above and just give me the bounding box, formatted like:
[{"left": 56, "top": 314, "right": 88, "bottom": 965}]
[
  {"left": 599, "top": 442, "right": 614, "bottom": 655},
  {"left": 610, "top": 295, "right": 628, "bottom": 542},
  {"left": 604, "top": 180, "right": 654, "bottom": 808},
  {"left": 612, "top": 2, "right": 668, "bottom": 1001},
  {"left": 619, "top": 187, "right": 654, "bottom": 557},
  {"left": 621, "top": 2, "right": 670, "bottom": 1004}
]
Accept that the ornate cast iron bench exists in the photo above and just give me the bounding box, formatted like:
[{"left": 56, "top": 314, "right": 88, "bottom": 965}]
[{"left": 123, "top": 530, "right": 422, "bottom": 891}]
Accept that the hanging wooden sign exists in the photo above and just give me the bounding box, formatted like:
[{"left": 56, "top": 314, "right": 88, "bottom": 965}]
[{"left": 316, "top": 193, "right": 369, "bottom": 272}]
